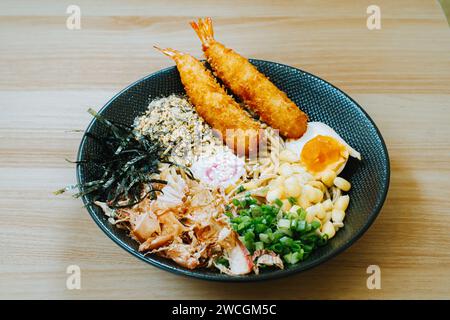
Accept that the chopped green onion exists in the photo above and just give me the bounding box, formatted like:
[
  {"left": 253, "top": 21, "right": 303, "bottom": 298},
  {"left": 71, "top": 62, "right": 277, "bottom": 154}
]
[
  {"left": 271, "top": 243, "right": 283, "bottom": 254},
  {"left": 311, "top": 220, "right": 321, "bottom": 230},
  {"left": 259, "top": 233, "right": 270, "bottom": 243},
  {"left": 284, "top": 251, "right": 303, "bottom": 264},
  {"left": 283, "top": 253, "right": 293, "bottom": 264},
  {"left": 296, "top": 220, "right": 306, "bottom": 232},
  {"left": 298, "top": 208, "right": 307, "bottom": 220},
  {"left": 254, "top": 241, "right": 264, "bottom": 251},
  {"left": 250, "top": 205, "right": 262, "bottom": 217},
  {"left": 244, "top": 230, "right": 255, "bottom": 241},
  {"left": 246, "top": 197, "right": 258, "bottom": 206},
  {"left": 274, "top": 198, "right": 283, "bottom": 207},
  {"left": 279, "top": 228, "right": 293, "bottom": 236},
  {"left": 252, "top": 216, "right": 263, "bottom": 224},
  {"left": 317, "top": 234, "right": 329, "bottom": 246},
  {"left": 261, "top": 204, "right": 274, "bottom": 215},
  {"left": 291, "top": 241, "right": 301, "bottom": 252},
  {"left": 277, "top": 219, "right": 290, "bottom": 229},
  {"left": 279, "top": 236, "right": 293, "bottom": 247},
  {"left": 287, "top": 251, "right": 304, "bottom": 264},
  {"left": 239, "top": 199, "right": 248, "bottom": 208},
  {"left": 238, "top": 221, "right": 250, "bottom": 231},
  {"left": 239, "top": 209, "right": 250, "bottom": 216},
  {"left": 229, "top": 195, "right": 335, "bottom": 266},
  {"left": 272, "top": 230, "right": 285, "bottom": 242},
  {"left": 290, "top": 219, "right": 298, "bottom": 230},
  {"left": 305, "top": 223, "right": 312, "bottom": 232},
  {"left": 216, "top": 257, "right": 229, "bottom": 267},
  {"left": 287, "top": 211, "right": 299, "bottom": 220},
  {"left": 255, "top": 223, "right": 267, "bottom": 233},
  {"left": 224, "top": 211, "right": 233, "bottom": 218}
]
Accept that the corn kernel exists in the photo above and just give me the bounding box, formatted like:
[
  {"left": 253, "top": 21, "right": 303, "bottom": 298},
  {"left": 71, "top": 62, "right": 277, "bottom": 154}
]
[
  {"left": 303, "top": 184, "right": 323, "bottom": 203},
  {"left": 294, "top": 172, "right": 313, "bottom": 185},
  {"left": 331, "top": 208, "right": 345, "bottom": 223},
  {"left": 322, "top": 210, "right": 332, "bottom": 224},
  {"left": 298, "top": 195, "right": 311, "bottom": 209},
  {"left": 266, "top": 187, "right": 284, "bottom": 203},
  {"left": 306, "top": 203, "right": 325, "bottom": 220},
  {"left": 322, "top": 199, "right": 333, "bottom": 211},
  {"left": 270, "top": 176, "right": 285, "bottom": 188},
  {"left": 333, "top": 222, "right": 344, "bottom": 229},
  {"left": 334, "top": 195, "right": 350, "bottom": 211},
  {"left": 334, "top": 177, "right": 351, "bottom": 192},
  {"left": 305, "top": 208, "right": 316, "bottom": 223},
  {"left": 315, "top": 203, "right": 326, "bottom": 219},
  {"left": 322, "top": 221, "right": 336, "bottom": 239},
  {"left": 279, "top": 149, "right": 299, "bottom": 163},
  {"left": 308, "top": 180, "right": 326, "bottom": 192},
  {"left": 290, "top": 164, "right": 305, "bottom": 173},
  {"left": 278, "top": 163, "right": 293, "bottom": 176},
  {"left": 281, "top": 199, "right": 292, "bottom": 211},
  {"left": 284, "top": 176, "right": 302, "bottom": 197},
  {"left": 321, "top": 169, "right": 336, "bottom": 187}
]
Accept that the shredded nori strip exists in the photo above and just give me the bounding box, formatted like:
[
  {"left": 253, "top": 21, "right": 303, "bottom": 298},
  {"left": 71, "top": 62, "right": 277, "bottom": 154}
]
[{"left": 56, "top": 108, "right": 192, "bottom": 209}]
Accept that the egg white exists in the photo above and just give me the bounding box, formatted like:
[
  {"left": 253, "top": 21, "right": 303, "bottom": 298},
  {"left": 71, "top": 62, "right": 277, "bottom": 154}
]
[{"left": 285, "top": 122, "right": 361, "bottom": 174}]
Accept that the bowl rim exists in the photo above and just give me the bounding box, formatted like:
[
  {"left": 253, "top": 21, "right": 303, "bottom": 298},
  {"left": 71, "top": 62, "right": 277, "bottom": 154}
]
[{"left": 76, "top": 59, "right": 390, "bottom": 282}]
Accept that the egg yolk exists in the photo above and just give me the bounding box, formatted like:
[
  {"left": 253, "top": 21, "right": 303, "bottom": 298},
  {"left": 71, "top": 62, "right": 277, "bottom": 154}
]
[{"left": 301, "top": 135, "right": 346, "bottom": 174}]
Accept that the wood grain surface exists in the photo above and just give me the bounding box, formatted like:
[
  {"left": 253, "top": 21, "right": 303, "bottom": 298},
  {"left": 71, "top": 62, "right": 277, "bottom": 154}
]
[{"left": 0, "top": 0, "right": 449, "bottom": 299}]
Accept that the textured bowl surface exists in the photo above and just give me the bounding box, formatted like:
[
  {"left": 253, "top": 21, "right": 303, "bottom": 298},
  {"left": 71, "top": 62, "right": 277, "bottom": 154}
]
[{"left": 77, "top": 59, "right": 390, "bottom": 281}]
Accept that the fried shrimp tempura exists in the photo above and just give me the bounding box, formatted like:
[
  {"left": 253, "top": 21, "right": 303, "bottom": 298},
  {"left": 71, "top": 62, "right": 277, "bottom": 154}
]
[
  {"left": 154, "top": 46, "right": 260, "bottom": 156},
  {"left": 190, "top": 18, "right": 308, "bottom": 139}
]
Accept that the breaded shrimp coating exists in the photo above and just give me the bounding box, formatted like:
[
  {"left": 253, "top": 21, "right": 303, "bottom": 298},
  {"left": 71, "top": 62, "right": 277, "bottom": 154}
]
[
  {"left": 155, "top": 47, "right": 260, "bottom": 156},
  {"left": 190, "top": 18, "right": 308, "bottom": 139}
]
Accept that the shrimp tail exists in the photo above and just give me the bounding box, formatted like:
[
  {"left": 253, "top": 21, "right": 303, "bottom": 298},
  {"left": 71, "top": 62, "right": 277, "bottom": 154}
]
[
  {"left": 190, "top": 17, "right": 214, "bottom": 48},
  {"left": 153, "top": 45, "right": 183, "bottom": 58}
]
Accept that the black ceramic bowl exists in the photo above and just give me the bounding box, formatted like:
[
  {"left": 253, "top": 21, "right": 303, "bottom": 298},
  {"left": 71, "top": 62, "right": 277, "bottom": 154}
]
[{"left": 77, "top": 59, "right": 390, "bottom": 281}]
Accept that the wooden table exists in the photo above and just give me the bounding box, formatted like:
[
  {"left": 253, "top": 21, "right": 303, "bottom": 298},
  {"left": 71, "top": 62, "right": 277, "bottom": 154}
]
[{"left": 1, "top": 0, "right": 449, "bottom": 299}]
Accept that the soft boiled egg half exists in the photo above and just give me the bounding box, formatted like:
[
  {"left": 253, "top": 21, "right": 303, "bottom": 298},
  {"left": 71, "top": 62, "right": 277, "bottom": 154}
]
[{"left": 285, "top": 122, "right": 361, "bottom": 176}]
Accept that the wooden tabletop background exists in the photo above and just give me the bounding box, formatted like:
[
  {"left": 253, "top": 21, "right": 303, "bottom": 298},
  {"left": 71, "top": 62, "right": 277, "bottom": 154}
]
[{"left": 1, "top": 0, "right": 449, "bottom": 299}]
